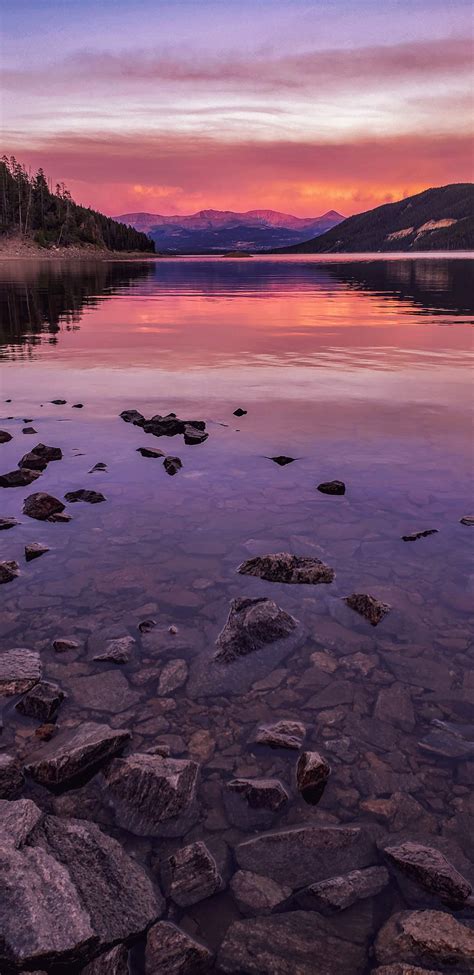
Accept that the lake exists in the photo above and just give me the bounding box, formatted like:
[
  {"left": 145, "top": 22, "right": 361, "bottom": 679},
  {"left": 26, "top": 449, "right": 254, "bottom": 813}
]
[{"left": 1, "top": 254, "right": 473, "bottom": 972}]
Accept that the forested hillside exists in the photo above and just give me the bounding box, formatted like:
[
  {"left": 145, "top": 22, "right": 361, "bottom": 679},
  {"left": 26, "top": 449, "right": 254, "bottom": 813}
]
[{"left": 0, "top": 156, "right": 155, "bottom": 253}]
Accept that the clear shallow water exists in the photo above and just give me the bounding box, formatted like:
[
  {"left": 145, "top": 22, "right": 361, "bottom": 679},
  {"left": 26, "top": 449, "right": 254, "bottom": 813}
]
[{"left": 0, "top": 255, "right": 473, "bottom": 971}]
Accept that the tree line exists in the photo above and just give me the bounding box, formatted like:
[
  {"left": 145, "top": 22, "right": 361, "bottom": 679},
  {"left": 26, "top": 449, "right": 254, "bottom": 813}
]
[{"left": 0, "top": 156, "right": 155, "bottom": 253}]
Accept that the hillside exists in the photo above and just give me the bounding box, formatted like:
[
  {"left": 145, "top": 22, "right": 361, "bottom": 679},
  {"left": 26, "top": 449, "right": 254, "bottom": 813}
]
[
  {"left": 115, "top": 207, "right": 344, "bottom": 252},
  {"left": 0, "top": 157, "right": 155, "bottom": 253},
  {"left": 279, "top": 184, "right": 474, "bottom": 253}
]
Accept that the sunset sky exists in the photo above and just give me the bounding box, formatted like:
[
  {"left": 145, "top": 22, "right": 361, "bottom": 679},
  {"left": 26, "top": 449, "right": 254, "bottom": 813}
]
[{"left": 2, "top": 0, "right": 473, "bottom": 217}]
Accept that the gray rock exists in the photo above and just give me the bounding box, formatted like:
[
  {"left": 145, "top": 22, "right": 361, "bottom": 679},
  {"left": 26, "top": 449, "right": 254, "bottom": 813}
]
[
  {"left": 161, "top": 840, "right": 223, "bottom": 906},
  {"left": 295, "top": 866, "right": 389, "bottom": 914},
  {"left": 0, "top": 429, "right": 12, "bottom": 443},
  {"left": 65, "top": 489, "right": 106, "bottom": 504},
  {"left": 104, "top": 753, "right": 200, "bottom": 837},
  {"left": 0, "top": 516, "right": 19, "bottom": 530},
  {"left": 402, "top": 529, "right": 438, "bottom": 541},
  {"left": 120, "top": 409, "right": 145, "bottom": 425},
  {"left": 0, "top": 468, "right": 41, "bottom": 487},
  {"left": 0, "top": 648, "right": 41, "bottom": 695},
  {"left": 0, "top": 753, "right": 25, "bottom": 798},
  {"left": 224, "top": 777, "right": 289, "bottom": 828},
  {"left": 218, "top": 911, "right": 367, "bottom": 975},
  {"left": 317, "top": 480, "right": 346, "bottom": 495},
  {"left": 375, "top": 910, "right": 474, "bottom": 972},
  {"left": 383, "top": 842, "right": 472, "bottom": 907},
  {"left": 93, "top": 636, "right": 136, "bottom": 664},
  {"left": 238, "top": 552, "right": 335, "bottom": 585},
  {"left": 163, "top": 456, "right": 182, "bottom": 475},
  {"left": 16, "top": 680, "right": 65, "bottom": 721},
  {"left": 344, "top": 592, "right": 391, "bottom": 626},
  {"left": 236, "top": 825, "right": 375, "bottom": 888},
  {"left": 23, "top": 492, "right": 65, "bottom": 520},
  {"left": 137, "top": 446, "right": 165, "bottom": 458},
  {"left": 0, "top": 559, "right": 19, "bottom": 583},
  {"left": 230, "top": 870, "right": 292, "bottom": 916},
  {"left": 145, "top": 922, "right": 212, "bottom": 975},
  {"left": 296, "top": 750, "right": 331, "bottom": 805},
  {"left": 68, "top": 670, "right": 140, "bottom": 713},
  {"left": 25, "top": 541, "right": 50, "bottom": 562},
  {"left": 215, "top": 596, "right": 298, "bottom": 664},
  {"left": 460, "top": 515, "right": 474, "bottom": 526},
  {"left": 253, "top": 719, "right": 306, "bottom": 750},
  {"left": 25, "top": 721, "right": 131, "bottom": 787},
  {"left": 158, "top": 658, "right": 188, "bottom": 695},
  {"left": 80, "top": 945, "right": 128, "bottom": 975}
]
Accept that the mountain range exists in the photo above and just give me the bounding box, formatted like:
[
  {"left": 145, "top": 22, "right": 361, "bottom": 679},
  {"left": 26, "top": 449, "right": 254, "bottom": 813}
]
[
  {"left": 280, "top": 184, "right": 474, "bottom": 253},
  {"left": 115, "top": 208, "right": 344, "bottom": 252}
]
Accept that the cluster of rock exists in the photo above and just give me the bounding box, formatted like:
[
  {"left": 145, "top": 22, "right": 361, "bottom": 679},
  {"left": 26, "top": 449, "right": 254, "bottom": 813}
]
[
  {"left": 0, "top": 442, "right": 62, "bottom": 489},
  {"left": 120, "top": 408, "right": 208, "bottom": 444}
]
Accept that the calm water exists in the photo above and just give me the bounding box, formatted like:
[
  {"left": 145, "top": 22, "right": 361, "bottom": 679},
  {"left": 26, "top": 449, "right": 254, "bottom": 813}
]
[{"left": 1, "top": 255, "right": 473, "bottom": 970}]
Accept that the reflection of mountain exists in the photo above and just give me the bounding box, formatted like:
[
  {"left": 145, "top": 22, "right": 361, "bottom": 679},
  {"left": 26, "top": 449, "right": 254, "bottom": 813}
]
[{"left": 0, "top": 261, "right": 154, "bottom": 352}]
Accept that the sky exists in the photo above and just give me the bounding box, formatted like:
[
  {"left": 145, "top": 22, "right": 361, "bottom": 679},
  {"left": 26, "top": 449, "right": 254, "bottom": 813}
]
[{"left": 2, "top": 0, "right": 473, "bottom": 217}]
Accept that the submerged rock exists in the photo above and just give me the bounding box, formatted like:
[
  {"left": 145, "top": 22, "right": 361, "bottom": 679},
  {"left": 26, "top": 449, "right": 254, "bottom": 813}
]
[
  {"left": 65, "top": 489, "right": 106, "bottom": 504},
  {"left": 161, "top": 840, "right": 223, "bottom": 906},
  {"left": 89, "top": 462, "right": 108, "bottom": 473},
  {"left": 80, "top": 945, "right": 128, "bottom": 975},
  {"left": 25, "top": 721, "right": 131, "bottom": 787},
  {"left": 25, "top": 542, "right": 50, "bottom": 562},
  {"left": 215, "top": 596, "right": 298, "bottom": 664},
  {"left": 296, "top": 750, "right": 331, "bottom": 805},
  {"left": 344, "top": 592, "right": 391, "bottom": 626},
  {"left": 0, "top": 648, "right": 41, "bottom": 695},
  {"left": 295, "top": 866, "right": 389, "bottom": 914},
  {"left": 0, "top": 516, "right": 19, "bottom": 530},
  {"left": 254, "top": 719, "right": 306, "bottom": 751},
  {"left": 93, "top": 636, "right": 135, "bottom": 665},
  {"left": 104, "top": 753, "right": 200, "bottom": 837},
  {"left": 375, "top": 910, "right": 474, "bottom": 971},
  {"left": 53, "top": 638, "right": 80, "bottom": 653},
  {"left": 383, "top": 841, "right": 472, "bottom": 907},
  {"left": 0, "top": 753, "right": 25, "bottom": 798},
  {"left": 23, "top": 492, "right": 65, "bottom": 520},
  {"left": 0, "top": 468, "right": 41, "bottom": 487},
  {"left": 120, "top": 409, "right": 145, "bottom": 425},
  {"left": 224, "top": 777, "right": 289, "bottom": 828},
  {"left": 460, "top": 514, "right": 474, "bottom": 526},
  {"left": 163, "top": 456, "right": 182, "bottom": 475},
  {"left": 317, "top": 480, "right": 346, "bottom": 495},
  {"left": 137, "top": 446, "right": 165, "bottom": 458},
  {"left": 16, "top": 680, "right": 65, "bottom": 721},
  {"left": 230, "top": 870, "right": 292, "bottom": 916},
  {"left": 418, "top": 726, "right": 474, "bottom": 760},
  {"left": 138, "top": 618, "right": 157, "bottom": 633},
  {"left": 144, "top": 922, "right": 212, "bottom": 975},
  {"left": 238, "top": 552, "right": 335, "bottom": 585},
  {"left": 158, "top": 658, "right": 188, "bottom": 695},
  {"left": 0, "top": 430, "right": 13, "bottom": 443},
  {"left": 236, "top": 825, "right": 375, "bottom": 888},
  {"left": 402, "top": 529, "right": 438, "bottom": 541},
  {"left": 0, "top": 560, "right": 19, "bottom": 584}
]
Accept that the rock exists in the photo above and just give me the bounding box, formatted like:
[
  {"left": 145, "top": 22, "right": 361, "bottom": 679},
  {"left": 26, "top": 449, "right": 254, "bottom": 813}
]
[
  {"left": 0, "top": 516, "right": 18, "bottom": 530},
  {"left": 238, "top": 553, "right": 335, "bottom": 585},
  {"left": 183, "top": 424, "right": 208, "bottom": 445},
  {"left": 23, "top": 492, "right": 65, "bottom": 520},
  {"left": 104, "top": 753, "right": 200, "bottom": 837},
  {"left": 402, "top": 529, "right": 438, "bottom": 541},
  {"left": 72, "top": 403, "right": 84, "bottom": 409},
  {"left": 138, "top": 618, "right": 157, "bottom": 633},
  {"left": 296, "top": 750, "right": 331, "bottom": 805},
  {"left": 22, "top": 426, "right": 37, "bottom": 433},
  {"left": 230, "top": 870, "right": 292, "bottom": 916},
  {"left": 233, "top": 408, "right": 247, "bottom": 416},
  {"left": 137, "top": 446, "right": 165, "bottom": 457},
  {"left": 0, "top": 753, "right": 25, "bottom": 798},
  {"left": 80, "top": 945, "right": 128, "bottom": 975},
  {"left": 375, "top": 910, "right": 474, "bottom": 972},
  {"left": 295, "top": 866, "right": 390, "bottom": 914},
  {"left": 254, "top": 719, "right": 306, "bottom": 750},
  {"left": 16, "top": 680, "right": 65, "bottom": 721},
  {"left": 68, "top": 671, "right": 140, "bottom": 713},
  {"left": 218, "top": 912, "right": 367, "bottom": 975},
  {"left": 18, "top": 451, "right": 48, "bottom": 471},
  {"left": 0, "top": 648, "right": 41, "bottom": 695},
  {"left": 89, "top": 462, "right": 108, "bottom": 472},
  {"left": 0, "top": 560, "right": 19, "bottom": 583},
  {"left": 65, "top": 489, "right": 106, "bottom": 504},
  {"left": 0, "top": 468, "right": 41, "bottom": 487},
  {"left": 25, "top": 722, "right": 131, "bottom": 786},
  {"left": 120, "top": 409, "right": 145, "bottom": 425},
  {"left": 344, "top": 593, "right": 391, "bottom": 626},
  {"left": 317, "top": 480, "right": 346, "bottom": 495},
  {"left": 161, "top": 840, "right": 223, "bottom": 906},
  {"left": 49, "top": 511, "right": 72, "bottom": 522},
  {"left": 224, "top": 778, "right": 289, "bottom": 828},
  {"left": 144, "top": 922, "right": 212, "bottom": 975},
  {"left": 35, "top": 723, "right": 57, "bottom": 742},
  {"left": 0, "top": 430, "right": 13, "bottom": 443},
  {"left": 236, "top": 826, "right": 375, "bottom": 888},
  {"left": 215, "top": 596, "right": 298, "bottom": 664},
  {"left": 20, "top": 443, "right": 62, "bottom": 468},
  {"left": 383, "top": 842, "right": 472, "bottom": 907},
  {"left": 143, "top": 413, "right": 185, "bottom": 436},
  {"left": 93, "top": 636, "right": 135, "bottom": 665},
  {"left": 25, "top": 542, "right": 49, "bottom": 562},
  {"left": 372, "top": 966, "right": 443, "bottom": 975},
  {"left": 53, "top": 638, "right": 80, "bottom": 652},
  {"left": 158, "top": 659, "right": 188, "bottom": 695},
  {"left": 51, "top": 398, "right": 66, "bottom": 404},
  {"left": 418, "top": 726, "right": 474, "bottom": 759},
  {"left": 268, "top": 456, "right": 295, "bottom": 465},
  {"left": 163, "top": 456, "right": 182, "bottom": 475},
  {"left": 0, "top": 799, "right": 163, "bottom": 971},
  {"left": 460, "top": 515, "right": 474, "bottom": 526},
  {"left": 374, "top": 683, "right": 415, "bottom": 733}
]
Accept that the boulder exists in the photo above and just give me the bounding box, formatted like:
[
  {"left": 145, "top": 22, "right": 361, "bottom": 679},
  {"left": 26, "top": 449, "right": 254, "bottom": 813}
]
[
  {"left": 93, "top": 636, "right": 135, "bottom": 665},
  {"left": 0, "top": 648, "right": 41, "bottom": 695},
  {"left": 0, "top": 753, "right": 25, "bottom": 798},
  {"left": 375, "top": 911, "right": 474, "bottom": 972},
  {"left": 163, "top": 456, "right": 182, "bottom": 475},
  {"left": 23, "top": 492, "right": 65, "bottom": 520},
  {"left": 383, "top": 842, "right": 472, "bottom": 907},
  {"left": 224, "top": 777, "right": 289, "bottom": 828},
  {"left": 104, "top": 753, "right": 200, "bottom": 837},
  {"left": 253, "top": 719, "right": 306, "bottom": 750},
  {"left": 137, "top": 446, "right": 165, "bottom": 458},
  {"left": 317, "top": 480, "right": 346, "bottom": 495},
  {"left": 0, "top": 429, "right": 12, "bottom": 443},
  {"left": 230, "top": 870, "right": 292, "bottom": 916},
  {"left": 218, "top": 912, "right": 367, "bottom": 975},
  {"left": 296, "top": 750, "right": 331, "bottom": 805},
  {"left": 161, "top": 840, "right": 223, "bottom": 906},
  {"left": 0, "top": 468, "right": 41, "bottom": 487},
  {"left": 0, "top": 559, "right": 19, "bottom": 583},
  {"left": 25, "top": 542, "right": 50, "bottom": 562},
  {"left": 119, "top": 409, "right": 145, "bottom": 425},
  {"left": 80, "top": 945, "right": 128, "bottom": 975},
  {"left": 144, "top": 922, "right": 212, "bottom": 975},
  {"left": 0, "top": 516, "right": 18, "bottom": 530},
  {"left": 18, "top": 451, "right": 48, "bottom": 471},
  {"left": 236, "top": 825, "right": 375, "bottom": 888},
  {"left": 238, "top": 553, "right": 335, "bottom": 585},
  {"left": 402, "top": 529, "right": 438, "bottom": 541},
  {"left": 183, "top": 424, "right": 208, "bottom": 445},
  {"left": 65, "top": 489, "right": 106, "bottom": 504},
  {"left": 214, "top": 596, "right": 298, "bottom": 664},
  {"left": 295, "top": 866, "right": 389, "bottom": 914},
  {"left": 16, "top": 680, "right": 65, "bottom": 721},
  {"left": 25, "top": 721, "right": 131, "bottom": 787},
  {"left": 344, "top": 592, "right": 391, "bottom": 626},
  {"left": 158, "top": 658, "right": 188, "bottom": 695}
]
